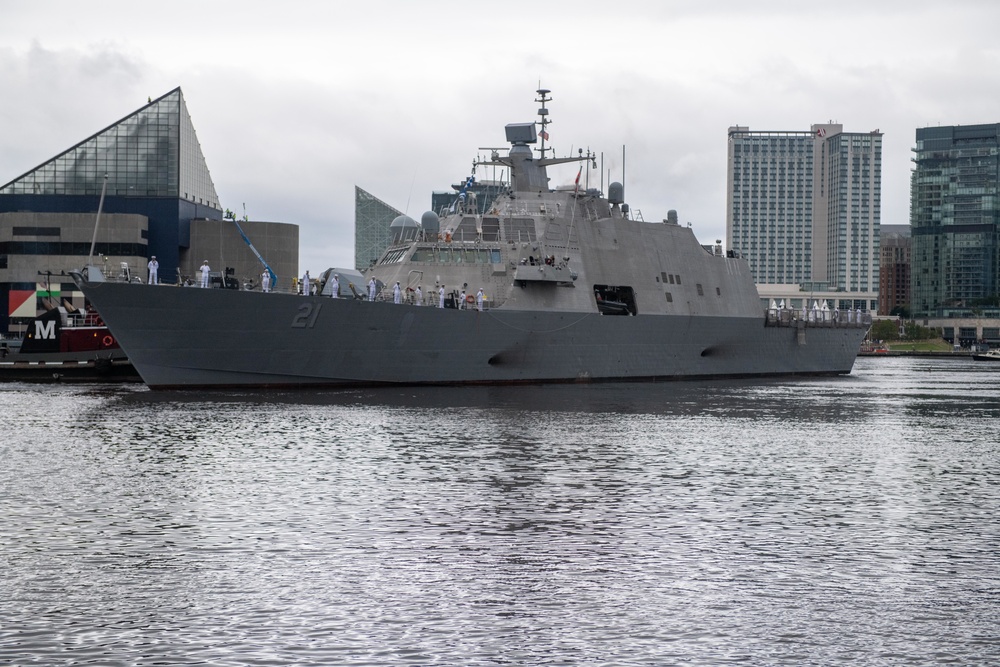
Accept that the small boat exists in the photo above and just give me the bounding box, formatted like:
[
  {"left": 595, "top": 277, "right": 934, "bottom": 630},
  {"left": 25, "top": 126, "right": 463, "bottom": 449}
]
[
  {"left": 972, "top": 349, "right": 1000, "bottom": 361},
  {"left": 0, "top": 305, "right": 139, "bottom": 383}
]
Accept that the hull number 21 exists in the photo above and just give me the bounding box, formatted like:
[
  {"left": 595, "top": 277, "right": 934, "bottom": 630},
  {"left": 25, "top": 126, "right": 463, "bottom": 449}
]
[{"left": 291, "top": 302, "right": 322, "bottom": 328}]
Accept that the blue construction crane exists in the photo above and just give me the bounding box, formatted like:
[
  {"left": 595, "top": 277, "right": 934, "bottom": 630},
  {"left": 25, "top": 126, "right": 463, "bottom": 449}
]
[{"left": 227, "top": 206, "right": 277, "bottom": 290}]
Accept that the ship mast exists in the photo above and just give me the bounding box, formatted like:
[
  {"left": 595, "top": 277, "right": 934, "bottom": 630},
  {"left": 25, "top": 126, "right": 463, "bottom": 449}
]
[{"left": 536, "top": 88, "right": 551, "bottom": 160}]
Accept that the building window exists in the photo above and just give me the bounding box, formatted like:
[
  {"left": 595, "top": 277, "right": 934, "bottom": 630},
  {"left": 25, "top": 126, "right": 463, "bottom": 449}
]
[{"left": 12, "top": 227, "right": 60, "bottom": 237}]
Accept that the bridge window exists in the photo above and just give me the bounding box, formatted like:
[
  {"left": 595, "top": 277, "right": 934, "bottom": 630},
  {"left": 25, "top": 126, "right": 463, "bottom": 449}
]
[{"left": 379, "top": 248, "right": 407, "bottom": 264}]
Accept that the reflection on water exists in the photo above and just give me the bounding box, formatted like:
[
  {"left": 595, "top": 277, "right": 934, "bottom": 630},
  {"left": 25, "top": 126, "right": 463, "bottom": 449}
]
[{"left": 1, "top": 357, "right": 999, "bottom": 665}]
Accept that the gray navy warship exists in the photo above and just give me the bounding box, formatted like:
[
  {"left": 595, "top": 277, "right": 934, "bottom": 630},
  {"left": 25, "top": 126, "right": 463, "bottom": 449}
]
[{"left": 72, "top": 90, "right": 870, "bottom": 389}]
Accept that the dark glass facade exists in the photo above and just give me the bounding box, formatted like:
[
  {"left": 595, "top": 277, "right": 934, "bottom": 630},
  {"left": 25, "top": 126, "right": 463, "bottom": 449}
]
[
  {"left": 1, "top": 88, "right": 218, "bottom": 206},
  {"left": 911, "top": 124, "right": 1000, "bottom": 318},
  {"left": 354, "top": 187, "right": 402, "bottom": 272}
]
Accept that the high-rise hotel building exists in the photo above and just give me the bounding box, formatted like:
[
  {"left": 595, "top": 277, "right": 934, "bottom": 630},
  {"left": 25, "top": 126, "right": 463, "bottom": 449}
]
[{"left": 726, "top": 124, "right": 882, "bottom": 305}]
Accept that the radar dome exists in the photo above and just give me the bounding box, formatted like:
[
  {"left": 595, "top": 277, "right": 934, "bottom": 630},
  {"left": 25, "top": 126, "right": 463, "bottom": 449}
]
[
  {"left": 390, "top": 215, "right": 418, "bottom": 243},
  {"left": 420, "top": 211, "right": 440, "bottom": 236},
  {"left": 608, "top": 182, "right": 624, "bottom": 205}
]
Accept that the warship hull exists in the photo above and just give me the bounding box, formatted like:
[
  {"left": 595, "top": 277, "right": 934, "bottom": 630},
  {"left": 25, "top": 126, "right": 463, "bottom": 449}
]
[
  {"left": 70, "top": 90, "right": 871, "bottom": 388},
  {"left": 72, "top": 280, "right": 867, "bottom": 389}
]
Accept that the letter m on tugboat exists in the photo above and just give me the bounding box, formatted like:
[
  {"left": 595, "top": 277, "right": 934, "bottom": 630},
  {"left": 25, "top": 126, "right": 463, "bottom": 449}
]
[{"left": 34, "top": 319, "right": 56, "bottom": 340}]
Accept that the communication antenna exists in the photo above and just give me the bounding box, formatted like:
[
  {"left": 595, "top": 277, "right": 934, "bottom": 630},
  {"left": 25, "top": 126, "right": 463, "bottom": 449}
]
[
  {"left": 86, "top": 173, "right": 109, "bottom": 267},
  {"left": 536, "top": 88, "right": 551, "bottom": 159},
  {"left": 622, "top": 145, "right": 626, "bottom": 205}
]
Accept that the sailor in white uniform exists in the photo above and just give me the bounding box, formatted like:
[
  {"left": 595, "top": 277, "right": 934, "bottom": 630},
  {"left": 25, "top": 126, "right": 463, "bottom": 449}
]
[
  {"left": 458, "top": 289, "right": 466, "bottom": 310},
  {"left": 302, "top": 270, "right": 311, "bottom": 295},
  {"left": 261, "top": 270, "right": 271, "bottom": 293},
  {"left": 147, "top": 256, "right": 159, "bottom": 285},
  {"left": 199, "top": 260, "right": 211, "bottom": 288},
  {"left": 438, "top": 285, "right": 445, "bottom": 308},
  {"left": 393, "top": 281, "right": 401, "bottom": 304},
  {"left": 476, "top": 288, "right": 484, "bottom": 311},
  {"left": 331, "top": 274, "right": 339, "bottom": 298},
  {"left": 415, "top": 285, "right": 422, "bottom": 306},
  {"left": 368, "top": 277, "right": 376, "bottom": 301}
]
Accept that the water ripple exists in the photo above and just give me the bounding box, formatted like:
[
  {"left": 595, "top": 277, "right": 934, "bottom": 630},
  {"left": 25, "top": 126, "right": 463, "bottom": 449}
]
[{"left": 1, "top": 358, "right": 998, "bottom": 665}]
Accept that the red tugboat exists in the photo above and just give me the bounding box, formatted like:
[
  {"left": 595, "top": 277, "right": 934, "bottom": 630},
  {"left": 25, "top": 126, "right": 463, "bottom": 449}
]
[{"left": 0, "top": 304, "right": 139, "bottom": 383}]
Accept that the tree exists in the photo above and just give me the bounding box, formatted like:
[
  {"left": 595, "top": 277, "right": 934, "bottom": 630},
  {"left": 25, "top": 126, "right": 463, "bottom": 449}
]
[
  {"left": 903, "top": 321, "right": 937, "bottom": 340},
  {"left": 868, "top": 319, "right": 939, "bottom": 342},
  {"left": 869, "top": 319, "right": 899, "bottom": 341}
]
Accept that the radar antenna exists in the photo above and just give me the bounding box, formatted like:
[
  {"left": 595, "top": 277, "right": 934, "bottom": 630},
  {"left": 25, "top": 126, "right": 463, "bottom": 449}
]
[{"left": 536, "top": 88, "right": 551, "bottom": 160}]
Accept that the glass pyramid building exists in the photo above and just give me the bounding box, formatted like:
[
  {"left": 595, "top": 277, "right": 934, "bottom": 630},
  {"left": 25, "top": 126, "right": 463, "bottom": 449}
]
[
  {"left": 355, "top": 186, "right": 402, "bottom": 272},
  {"left": 0, "top": 88, "right": 224, "bottom": 282},
  {"left": 0, "top": 87, "right": 229, "bottom": 334},
  {"left": 1, "top": 87, "right": 220, "bottom": 208}
]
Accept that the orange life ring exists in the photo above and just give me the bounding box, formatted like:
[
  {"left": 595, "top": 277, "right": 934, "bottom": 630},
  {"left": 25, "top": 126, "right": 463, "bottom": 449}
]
[
  {"left": 466, "top": 295, "right": 475, "bottom": 303},
  {"left": 102, "top": 335, "right": 114, "bottom": 347}
]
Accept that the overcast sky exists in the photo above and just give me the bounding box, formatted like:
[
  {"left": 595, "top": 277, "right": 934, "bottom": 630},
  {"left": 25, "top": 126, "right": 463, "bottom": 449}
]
[{"left": 2, "top": 0, "right": 999, "bottom": 272}]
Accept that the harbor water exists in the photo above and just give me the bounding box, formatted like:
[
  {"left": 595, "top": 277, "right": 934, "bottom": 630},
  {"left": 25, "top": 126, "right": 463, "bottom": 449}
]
[{"left": 1, "top": 356, "right": 999, "bottom": 665}]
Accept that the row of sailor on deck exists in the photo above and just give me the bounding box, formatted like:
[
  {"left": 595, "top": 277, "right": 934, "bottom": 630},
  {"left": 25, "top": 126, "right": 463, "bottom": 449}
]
[
  {"left": 767, "top": 299, "right": 868, "bottom": 324},
  {"left": 273, "top": 270, "right": 486, "bottom": 310},
  {"left": 363, "top": 277, "right": 485, "bottom": 310}
]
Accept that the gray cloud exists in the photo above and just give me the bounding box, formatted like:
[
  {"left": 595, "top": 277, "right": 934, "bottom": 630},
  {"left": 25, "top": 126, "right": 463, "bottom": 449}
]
[{"left": 2, "top": 2, "right": 1000, "bottom": 273}]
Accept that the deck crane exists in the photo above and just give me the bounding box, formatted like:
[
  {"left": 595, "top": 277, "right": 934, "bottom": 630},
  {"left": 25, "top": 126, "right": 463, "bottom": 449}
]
[{"left": 226, "top": 205, "right": 277, "bottom": 291}]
